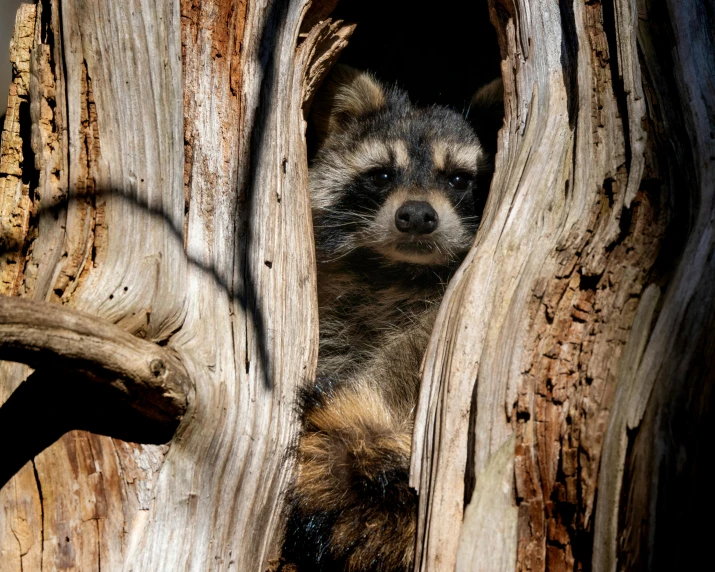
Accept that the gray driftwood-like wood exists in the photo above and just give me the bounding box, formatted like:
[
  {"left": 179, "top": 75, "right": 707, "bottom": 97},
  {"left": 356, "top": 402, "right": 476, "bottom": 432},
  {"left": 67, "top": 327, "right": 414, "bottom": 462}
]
[{"left": 0, "top": 0, "right": 712, "bottom": 571}]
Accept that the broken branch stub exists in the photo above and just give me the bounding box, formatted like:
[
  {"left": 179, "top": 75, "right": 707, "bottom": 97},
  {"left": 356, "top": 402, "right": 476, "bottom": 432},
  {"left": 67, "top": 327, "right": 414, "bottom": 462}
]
[{"left": 0, "top": 296, "right": 191, "bottom": 426}]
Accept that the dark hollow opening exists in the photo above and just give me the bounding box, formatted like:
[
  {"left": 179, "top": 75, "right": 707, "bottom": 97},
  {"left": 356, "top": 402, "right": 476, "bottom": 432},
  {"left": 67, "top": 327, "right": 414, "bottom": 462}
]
[
  {"left": 331, "top": 0, "right": 502, "bottom": 111},
  {"left": 302, "top": 0, "right": 504, "bottom": 521}
]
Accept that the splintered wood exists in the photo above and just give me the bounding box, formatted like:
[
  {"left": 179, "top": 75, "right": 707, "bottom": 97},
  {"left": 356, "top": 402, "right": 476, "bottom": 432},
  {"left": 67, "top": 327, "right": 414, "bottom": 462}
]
[
  {"left": 412, "top": 0, "right": 712, "bottom": 570},
  {"left": 0, "top": 4, "right": 36, "bottom": 297},
  {"left": 0, "top": 1, "right": 188, "bottom": 570}
]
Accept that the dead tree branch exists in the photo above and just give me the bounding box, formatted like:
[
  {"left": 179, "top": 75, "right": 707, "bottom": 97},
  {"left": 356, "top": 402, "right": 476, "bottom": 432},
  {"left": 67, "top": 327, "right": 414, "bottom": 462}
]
[{"left": 0, "top": 296, "right": 191, "bottom": 425}]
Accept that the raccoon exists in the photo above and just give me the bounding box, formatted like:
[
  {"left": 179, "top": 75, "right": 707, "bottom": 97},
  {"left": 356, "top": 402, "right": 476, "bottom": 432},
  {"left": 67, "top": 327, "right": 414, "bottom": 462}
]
[{"left": 281, "top": 66, "right": 502, "bottom": 572}]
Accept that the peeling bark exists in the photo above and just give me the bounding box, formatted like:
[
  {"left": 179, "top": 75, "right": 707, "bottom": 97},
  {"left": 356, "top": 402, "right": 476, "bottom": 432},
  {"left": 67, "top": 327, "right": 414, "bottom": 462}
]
[{"left": 0, "top": 3, "right": 36, "bottom": 298}]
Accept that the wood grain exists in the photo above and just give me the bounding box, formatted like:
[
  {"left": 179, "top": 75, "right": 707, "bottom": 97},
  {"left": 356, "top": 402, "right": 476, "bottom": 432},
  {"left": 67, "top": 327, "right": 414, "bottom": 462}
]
[
  {"left": 0, "top": 0, "right": 333, "bottom": 569},
  {"left": 0, "top": 0, "right": 190, "bottom": 569},
  {"left": 410, "top": 0, "right": 707, "bottom": 569},
  {"left": 593, "top": 0, "right": 715, "bottom": 567}
]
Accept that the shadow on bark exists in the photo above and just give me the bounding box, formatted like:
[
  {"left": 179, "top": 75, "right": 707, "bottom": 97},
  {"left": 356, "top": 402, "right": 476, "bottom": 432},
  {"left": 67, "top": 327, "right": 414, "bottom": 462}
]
[
  {"left": 2, "top": 182, "right": 273, "bottom": 376},
  {"left": 0, "top": 369, "right": 177, "bottom": 488},
  {"left": 0, "top": 2, "right": 312, "bottom": 480},
  {"left": 0, "top": 181, "right": 275, "bottom": 485}
]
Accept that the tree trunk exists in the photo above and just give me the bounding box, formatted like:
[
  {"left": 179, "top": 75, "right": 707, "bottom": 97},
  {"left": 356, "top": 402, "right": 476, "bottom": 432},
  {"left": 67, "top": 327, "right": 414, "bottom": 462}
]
[
  {"left": 411, "top": 0, "right": 714, "bottom": 569},
  {"left": 0, "top": 0, "right": 349, "bottom": 569},
  {"left": 0, "top": 1, "right": 712, "bottom": 572}
]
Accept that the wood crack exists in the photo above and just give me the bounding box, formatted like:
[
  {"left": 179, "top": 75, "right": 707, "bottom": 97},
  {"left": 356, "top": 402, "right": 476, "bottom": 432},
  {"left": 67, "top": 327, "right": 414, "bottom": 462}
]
[{"left": 31, "top": 458, "right": 44, "bottom": 572}]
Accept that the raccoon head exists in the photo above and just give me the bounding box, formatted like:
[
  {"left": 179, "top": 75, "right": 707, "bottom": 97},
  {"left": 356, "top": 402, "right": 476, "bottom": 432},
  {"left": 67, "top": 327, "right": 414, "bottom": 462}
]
[{"left": 309, "top": 66, "right": 487, "bottom": 268}]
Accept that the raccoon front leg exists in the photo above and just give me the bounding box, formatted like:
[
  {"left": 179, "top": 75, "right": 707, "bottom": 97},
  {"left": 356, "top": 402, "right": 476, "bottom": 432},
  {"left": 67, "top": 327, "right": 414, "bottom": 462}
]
[
  {"left": 282, "top": 377, "right": 417, "bottom": 572},
  {"left": 282, "top": 311, "right": 434, "bottom": 571}
]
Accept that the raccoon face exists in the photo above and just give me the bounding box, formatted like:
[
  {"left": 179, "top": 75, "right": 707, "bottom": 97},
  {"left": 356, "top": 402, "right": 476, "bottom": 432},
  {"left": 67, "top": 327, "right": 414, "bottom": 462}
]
[{"left": 309, "top": 66, "right": 484, "bottom": 267}]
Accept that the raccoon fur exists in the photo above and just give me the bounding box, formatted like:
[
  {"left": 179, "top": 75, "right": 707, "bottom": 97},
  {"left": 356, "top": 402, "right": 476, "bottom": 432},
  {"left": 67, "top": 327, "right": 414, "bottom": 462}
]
[{"left": 281, "top": 66, "right": 502, "bottom": 572}]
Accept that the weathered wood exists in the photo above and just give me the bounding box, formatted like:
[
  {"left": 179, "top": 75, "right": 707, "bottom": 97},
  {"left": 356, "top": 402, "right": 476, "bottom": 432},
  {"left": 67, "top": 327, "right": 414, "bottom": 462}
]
[
  {"left": 0, "top": 0, "right": 347, "bottom": 570},
  {"left": 1, "top": 1, "right": 189, "bottom": 568},
  {"left": 0, "top": 3, "right": 35, "bottom": 298},
  {"left": 411, "top": 0, "right": 713, "bottom": 569},
  {"left": 592, "top": 0, "right": 715, "bottom": 568},
  {"left": 456, "top": 434, "right": 518, "bottom": 572},
  {"left": 126, "top": 0, "right": 320, "bottom": 568}
]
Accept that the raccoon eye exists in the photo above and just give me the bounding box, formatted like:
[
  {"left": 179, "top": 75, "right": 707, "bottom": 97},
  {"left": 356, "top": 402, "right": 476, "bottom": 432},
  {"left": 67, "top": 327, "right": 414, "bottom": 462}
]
[
  {"left": 448, "top": 173, "right": 474, "bottom": 191},
  {"left": 369, "top": 169, "right": 394, "bottom": 188}
]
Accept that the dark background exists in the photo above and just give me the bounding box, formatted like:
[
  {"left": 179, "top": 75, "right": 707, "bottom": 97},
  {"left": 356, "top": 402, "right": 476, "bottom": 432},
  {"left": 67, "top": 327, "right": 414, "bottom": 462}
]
[
  {"left": 331, "top": 0, "right": 502, "bottom": 113},
  {"left": 2, "top": 0, "right": 24, "bottom": 106},
  {"left": 2, "top": 1, "right": 502, "bottom": 118}
]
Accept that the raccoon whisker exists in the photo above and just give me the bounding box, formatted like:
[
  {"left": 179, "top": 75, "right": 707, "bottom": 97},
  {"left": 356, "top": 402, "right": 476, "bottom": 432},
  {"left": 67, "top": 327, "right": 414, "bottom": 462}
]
[
  {"left": 319, "top": 211, "right": 376, "bottom": 222},
  {"left": 319, "top": 246, "right": 362, "bottom": 264},
  {"left": 315, "top": 221, "right": 368, "bottom": 229},
  {"left": 431, "top": 269, "right": 446, "bottom": 282},
  {"left": 453, "top": 193, "right": 469, "bottom": 210},
  {"left": 332, "top": 207, "right": 379, "bottom": 217},
  {"left": 363, "top": 197, "right": 386, "bottom": 211},
  {"left": 325, "top": 246, "right": 357, "bottom": 262},
  {"left": 315, "top": 215, "right": 378, "bottom": 229},
  {"left": 357, "top": 230, "right": 391, "bottom": 244},
  {"left": 434, "top": 244, "right": 451, "bottom": 259}
]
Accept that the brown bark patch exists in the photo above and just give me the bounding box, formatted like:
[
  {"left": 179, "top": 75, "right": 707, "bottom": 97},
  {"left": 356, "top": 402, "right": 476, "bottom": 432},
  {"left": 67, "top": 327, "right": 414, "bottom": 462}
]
[
  {"left": 0, "top": 4, "right": 37, "bottom": 296},
  {"left": 516, "top": 185, "right": 669, "bottom": 570},
  {"left": 181, "top": 0, "right": 248, "bottom": 245}
]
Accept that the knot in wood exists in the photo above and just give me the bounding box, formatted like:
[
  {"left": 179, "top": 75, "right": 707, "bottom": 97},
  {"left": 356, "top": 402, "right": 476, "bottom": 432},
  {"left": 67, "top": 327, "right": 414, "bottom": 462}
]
[{"left": 149, "top": 359, "right": 166, "bottom": 377}]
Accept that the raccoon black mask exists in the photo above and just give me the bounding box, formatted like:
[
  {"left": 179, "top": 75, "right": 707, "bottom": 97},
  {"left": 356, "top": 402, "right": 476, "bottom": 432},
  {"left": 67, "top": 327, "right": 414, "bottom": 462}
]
[{"left": 309, "top": 65, "right": 487, "bottom": 268}]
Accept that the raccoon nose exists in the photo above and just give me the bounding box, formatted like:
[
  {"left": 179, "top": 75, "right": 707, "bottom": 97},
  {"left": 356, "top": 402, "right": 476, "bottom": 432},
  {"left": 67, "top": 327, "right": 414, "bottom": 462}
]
[{"left": 395, "top": 201, "right": 439, "bottom": 235}]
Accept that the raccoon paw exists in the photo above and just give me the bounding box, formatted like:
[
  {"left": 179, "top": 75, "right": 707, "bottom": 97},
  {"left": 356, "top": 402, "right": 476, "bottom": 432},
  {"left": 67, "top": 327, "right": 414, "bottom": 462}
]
[{"left": 282, "top": 380, "right": 417, "bottom": 572}]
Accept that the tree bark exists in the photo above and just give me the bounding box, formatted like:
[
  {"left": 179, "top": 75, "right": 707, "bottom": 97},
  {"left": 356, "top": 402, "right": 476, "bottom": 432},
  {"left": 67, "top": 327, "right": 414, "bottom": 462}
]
[
  {"left": 411, "top": 0, "right": 714, "bottom": 570},
  {"left": 0, "top": 296, "right": 190, "bottom": 425},
  {"left": 0, "top": 1, "right": 350, "bottom": 569},
  {"left": 0, "top": 0, "right": 712, "bottom": 571}
]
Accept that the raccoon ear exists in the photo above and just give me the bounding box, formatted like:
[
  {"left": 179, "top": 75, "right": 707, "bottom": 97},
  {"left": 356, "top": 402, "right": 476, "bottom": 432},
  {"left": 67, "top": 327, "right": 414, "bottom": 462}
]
[
  {"left": 468, "top": 78, "right": 504, "bottom": 157},
  {"left": 310, "top": 65, "right": 388, "bottom": 146}
]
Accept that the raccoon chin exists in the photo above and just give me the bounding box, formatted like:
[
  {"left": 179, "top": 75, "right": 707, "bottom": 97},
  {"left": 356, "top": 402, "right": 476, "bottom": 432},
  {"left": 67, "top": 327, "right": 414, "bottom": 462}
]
[{"left": 373, "top": 241, "right": 454, "bottom": 266}]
